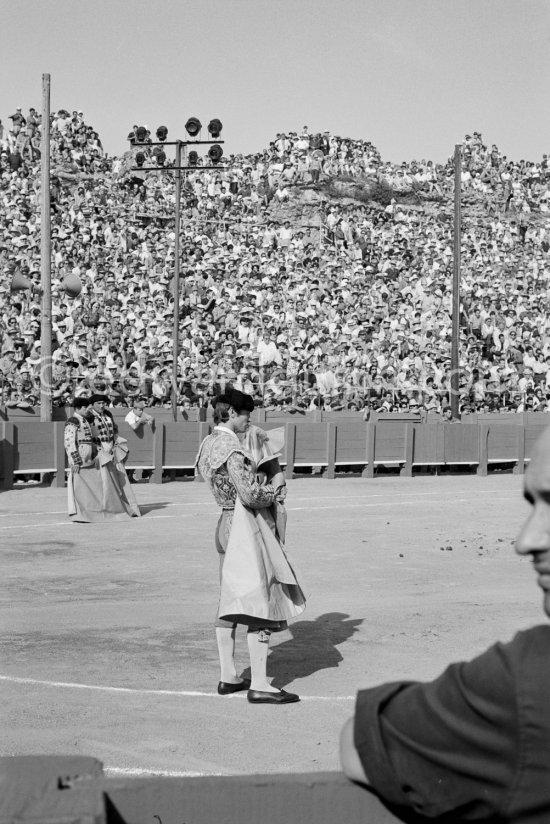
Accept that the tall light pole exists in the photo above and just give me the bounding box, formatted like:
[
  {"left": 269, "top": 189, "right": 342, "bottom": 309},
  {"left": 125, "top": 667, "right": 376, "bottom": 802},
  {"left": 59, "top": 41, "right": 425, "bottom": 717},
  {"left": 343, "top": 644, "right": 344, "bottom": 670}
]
[
  {"left": 450, "top": 143, "right": 462, "bottom": 419},
  {"left": 172, "top": 140, "right": 182, "bottom": 422},
  {"left": 130, "top": 120, "right": 225, "bottom": 421},
  {"left": 40, "top": 73, "right": 52, "bottom": 422}
]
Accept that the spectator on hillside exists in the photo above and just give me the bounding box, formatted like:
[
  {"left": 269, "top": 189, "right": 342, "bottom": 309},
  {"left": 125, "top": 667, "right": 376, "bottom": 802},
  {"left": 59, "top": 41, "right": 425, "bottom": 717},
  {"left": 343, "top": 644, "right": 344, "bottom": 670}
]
[{"left": 1, "top": 113, "right": 549, "bottom": 415}]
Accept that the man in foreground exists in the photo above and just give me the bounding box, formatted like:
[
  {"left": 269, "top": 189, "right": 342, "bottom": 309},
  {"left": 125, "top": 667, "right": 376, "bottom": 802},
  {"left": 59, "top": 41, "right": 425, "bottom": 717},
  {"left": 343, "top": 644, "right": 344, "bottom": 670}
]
[{"left": 340, "top": 426, "right": 550, "bottom": 822}]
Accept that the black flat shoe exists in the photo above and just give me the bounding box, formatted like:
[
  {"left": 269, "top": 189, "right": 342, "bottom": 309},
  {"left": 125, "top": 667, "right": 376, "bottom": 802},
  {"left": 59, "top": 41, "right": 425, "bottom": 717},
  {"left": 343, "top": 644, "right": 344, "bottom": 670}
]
[
  {"left": 217, "top": 678, "right": 251, "bottom": 695},
  {"left": 247, "top": 688, "right": 300, "bottom": 704}
]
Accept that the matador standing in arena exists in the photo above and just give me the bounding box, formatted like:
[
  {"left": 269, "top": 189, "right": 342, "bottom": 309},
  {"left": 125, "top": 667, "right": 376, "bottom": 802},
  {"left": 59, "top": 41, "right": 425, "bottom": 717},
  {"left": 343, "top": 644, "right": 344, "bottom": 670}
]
[
  {"left": 196, "top": 388, "right": 306, "bottom": 705},
  {"left": 87, "top": 393, "right": 141, "bottom": 519},
  {"left": 64, "top": 396, "right": 138, "bottom": 522}
]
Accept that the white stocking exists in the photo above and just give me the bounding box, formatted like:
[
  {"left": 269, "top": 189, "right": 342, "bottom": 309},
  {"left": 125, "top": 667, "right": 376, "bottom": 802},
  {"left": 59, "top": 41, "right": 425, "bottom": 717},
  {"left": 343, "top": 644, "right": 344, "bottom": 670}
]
[
  {"left": 215, "top": 626, "right": 238, "bottom": 683},
  {"left": 247, "top": 629, "right": 278, "bottom": 692}
]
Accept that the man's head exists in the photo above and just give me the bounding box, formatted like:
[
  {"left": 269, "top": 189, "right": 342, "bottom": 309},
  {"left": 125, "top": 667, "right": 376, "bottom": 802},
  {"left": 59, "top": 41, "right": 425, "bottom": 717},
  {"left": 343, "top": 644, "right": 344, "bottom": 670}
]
[
  {"left": 72, "top": 396, "right": 91, "bottom": 412},
  {"left": 516, "top": 426, "right": 550, "bottom": 616},
  {"left": 212, "top": 388, "right": 254, "bottom": 433},
  {"left": 74, "top": 396, "right": 95, "bottom": 420},
  {"left": 90, "top": 393, "right": 109, "bottom": 413}
]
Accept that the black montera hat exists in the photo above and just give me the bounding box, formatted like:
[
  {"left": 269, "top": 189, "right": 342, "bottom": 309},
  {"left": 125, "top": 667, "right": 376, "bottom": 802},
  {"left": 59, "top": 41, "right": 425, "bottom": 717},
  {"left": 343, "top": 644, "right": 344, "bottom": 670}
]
[
  {"left": 72, "top": 396, "right": 91, "bottom": 409},
  {"left": 213, "top": 388, "right": 255, "bottom": 413}
]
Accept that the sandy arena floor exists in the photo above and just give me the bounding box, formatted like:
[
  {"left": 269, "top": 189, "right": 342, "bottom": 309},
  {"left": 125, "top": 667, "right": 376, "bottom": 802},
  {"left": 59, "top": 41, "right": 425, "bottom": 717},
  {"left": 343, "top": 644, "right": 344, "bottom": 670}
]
[{"left": 0, "top": 473, "right": 541, "bottom": 778}]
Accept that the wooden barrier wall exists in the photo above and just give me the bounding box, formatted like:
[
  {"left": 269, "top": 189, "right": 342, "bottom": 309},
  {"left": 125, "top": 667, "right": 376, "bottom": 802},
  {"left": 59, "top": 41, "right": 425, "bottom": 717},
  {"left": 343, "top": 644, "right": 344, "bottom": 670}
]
[
  {"left": 1, "top": 756, "right": 404, "bottom": 824},
  {"left": 1, "top": 413, "right": 548, "bottom": 490},
  {"left": 3, "top": 407, "right": 550, "bottom": 426}
]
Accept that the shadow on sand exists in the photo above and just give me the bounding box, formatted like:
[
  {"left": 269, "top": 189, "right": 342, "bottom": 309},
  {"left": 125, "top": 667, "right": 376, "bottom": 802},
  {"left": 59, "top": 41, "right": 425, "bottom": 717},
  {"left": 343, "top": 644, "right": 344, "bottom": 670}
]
[
  {"left": 241, "top": 611, "right": 363, "bottom": 689},
  {"left": 139, "top": 502, "right": 172, "bottom": 515}
]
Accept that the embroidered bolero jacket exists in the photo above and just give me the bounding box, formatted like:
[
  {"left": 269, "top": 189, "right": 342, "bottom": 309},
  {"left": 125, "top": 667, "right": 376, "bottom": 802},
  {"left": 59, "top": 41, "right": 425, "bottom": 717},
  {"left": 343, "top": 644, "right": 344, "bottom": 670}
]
[
  {"left": 196, "top": 428, "right": 276, "bottom": 511},
  {"left": 64, "top": 414, "right": 95, "bottom": 467}
]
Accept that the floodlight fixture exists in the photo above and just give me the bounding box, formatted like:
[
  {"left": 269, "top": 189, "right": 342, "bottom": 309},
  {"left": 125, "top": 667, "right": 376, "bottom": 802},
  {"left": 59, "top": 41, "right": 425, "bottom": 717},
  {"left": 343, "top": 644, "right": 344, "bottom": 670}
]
[
  {"left": 185, "top": 117, "right": 202, "bottom": 137},
  {"left": 156, "top": 150, "right": 166, "bottom": 166},
  {"left": 135, "top": 151, "right": 146, "bottom": 167},
  {"left": 156, "top": 125, "right": 168, "bottom": 141},
  {"left": 188, "top": 151, "right": 199, "bottom": 166},
  {"left": 207, "top": 119, "right": 223, "bottom": 138},
  {"left": 208, "top": 144, "right": 223, "bottom": 163},
  {"left": 135, "top": 125, "right": 147, "bottom": 142}
]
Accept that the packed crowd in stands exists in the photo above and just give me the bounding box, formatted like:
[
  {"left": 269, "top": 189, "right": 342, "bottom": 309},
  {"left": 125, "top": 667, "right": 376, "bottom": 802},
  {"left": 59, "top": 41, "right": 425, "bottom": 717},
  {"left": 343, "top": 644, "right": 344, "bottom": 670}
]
[{"left": 1, "top": 108, "right": 550, "bottom": 416}]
